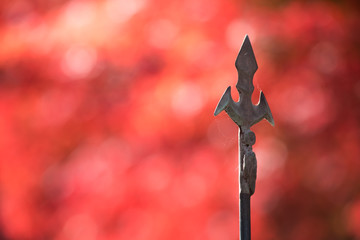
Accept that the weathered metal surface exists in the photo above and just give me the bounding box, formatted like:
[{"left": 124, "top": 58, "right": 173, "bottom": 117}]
[{"left": 214, "top": 35, "right": 274, "bottom": 240}]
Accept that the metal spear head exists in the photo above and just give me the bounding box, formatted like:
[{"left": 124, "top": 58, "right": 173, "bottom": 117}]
[{"left": 214, "top": 35, "right": 274, "bottom": 128}]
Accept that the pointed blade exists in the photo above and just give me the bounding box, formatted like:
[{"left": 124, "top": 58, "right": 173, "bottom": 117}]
[
  {"left": 258, "top": 91, "right": 275, "bottom": 126},
  {"left": 214, "top": 86, "right": 232, "bottom": 116},
  {"left": 235, "top": 35, "right": 258, "bottom": 94}
]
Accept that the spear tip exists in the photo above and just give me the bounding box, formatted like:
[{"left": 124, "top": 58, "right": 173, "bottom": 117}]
[{"left": 235, "top": 35, "right": 258, "bottom": 75}]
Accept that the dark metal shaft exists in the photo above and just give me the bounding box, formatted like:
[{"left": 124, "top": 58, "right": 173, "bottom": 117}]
[
  {"left": 240, "top": 193, "right": 251, "bottom": 240},
  {"left": 239, "top": 128, "right": 252, "bottom": 240}
]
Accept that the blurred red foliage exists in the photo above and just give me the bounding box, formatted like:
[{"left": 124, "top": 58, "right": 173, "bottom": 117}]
[{"left": 0, "top": 0, "right": 360, "bottom": 239}]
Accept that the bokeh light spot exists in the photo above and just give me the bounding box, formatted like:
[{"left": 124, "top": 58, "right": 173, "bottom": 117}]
[
  {"left": 35, "top": 90, "right": 79, "bottom": 127},
  {"left": 255, "top": 137, "right": 288, "bottom": 180},
  {"left": 61, "top": 45, "right": 97, "bottom": 79},
  {"left": 207, "top": 117, "right": 238, "bottom": 150},
  {"left": 3, "top": 0, "right": 33, "bottom": 24},
  {"left": 105, "top": 0, "right": 147, "bottom": 24},
  {"left": 276, "top": 80, "right": 335, "bottom": 134},
  {"left": 63, "top": 1, "right": 96, "bottom": 30},
  {"left": 63, "top": 214, "right": 98, "bottom": 240},
  {"left": 184, "top": 0, "right": 218, "bottom": 22},
  {"left": 305, "top": 152, "right": 345, "bottom": 193},
  {"left": 147, "top": 19, "right": 178, "bottom": 49},
  {"left": 171, "top": 82, "right": 205, "bottom": 118},
  {"left": 206, "top": 211, "right": 238, "bottom": 240},
  {"left": 309, "top": 42, "right": 339, "bottom": 74},
  {"left": 174, "top": 173, "right": 207, "bottom": 207},
  {"left": 226, "top": 20, "right": 256, "bottom": 51},
  {"left": 136, "top": 154, "right": 172, "bottom": 192}
]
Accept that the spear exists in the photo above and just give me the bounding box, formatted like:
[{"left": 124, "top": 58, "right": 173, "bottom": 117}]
[{"left": 214, "top": 35, "right": 274, "bottom": 240}]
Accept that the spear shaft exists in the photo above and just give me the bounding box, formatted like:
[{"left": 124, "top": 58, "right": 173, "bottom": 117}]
[
  {"left": 239, "top": 128, "right": 252, "bottom": 240},
  {"left": 240, "top": 193, "right": 251, "bottom": 240}
]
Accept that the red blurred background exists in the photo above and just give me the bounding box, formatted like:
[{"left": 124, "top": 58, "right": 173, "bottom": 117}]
[{"left": 1, "top": 0, "right": 360, "bottom": 239}]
